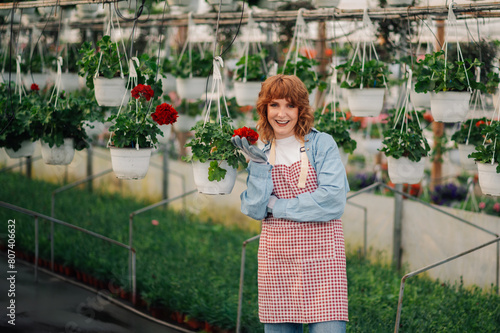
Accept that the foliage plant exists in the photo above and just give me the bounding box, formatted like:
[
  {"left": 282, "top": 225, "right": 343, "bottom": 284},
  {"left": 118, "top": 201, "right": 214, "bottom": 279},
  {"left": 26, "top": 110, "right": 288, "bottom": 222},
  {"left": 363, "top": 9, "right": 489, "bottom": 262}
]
[
  {"left": 450, "top": 118, "right": 488, "bottom": 146},
  {"left": 414, "top": 50, "right": 485, "bottom": 93},
  {"left": 77, "top": 35, "right": 128, "bottom": 89},
  {"left": 469, "top": 121, "right": 500, "bottom": 172},
  {"left": 107, "top": 84, "right": 177, "bottom": 148},
  {"left": 183, "top": 117, "right": 247, "bottom": 181},
  {"left": 337, "top": 58, "right": 390, "bottom": 89},
  {"left": 380, "top": 108, "right": 431, "bottom": 162},
  {"left": 0, "top": 83, "right": 42, "bottom": 150},
  {"left": 234, "top": 49, "right": 268, "bottom": 82},
  {"left": 280, "top": 54, "right": 327, "bottom": 93},
  {"left": 172, "top": 49, "right": 213, "bottom": 79},
  {"left": 314, "top": 108, "right": 357, "bottom": 154},
  {"left": 35, "top": 91, "right": 99, "bottom": 150}
]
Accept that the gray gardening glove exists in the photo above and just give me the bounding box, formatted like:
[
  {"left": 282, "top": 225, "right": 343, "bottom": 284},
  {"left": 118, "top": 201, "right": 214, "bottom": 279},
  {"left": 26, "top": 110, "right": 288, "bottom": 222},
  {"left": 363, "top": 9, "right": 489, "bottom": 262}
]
[{"left": 231, "top": 136, "right": 267, "bottom": 164}]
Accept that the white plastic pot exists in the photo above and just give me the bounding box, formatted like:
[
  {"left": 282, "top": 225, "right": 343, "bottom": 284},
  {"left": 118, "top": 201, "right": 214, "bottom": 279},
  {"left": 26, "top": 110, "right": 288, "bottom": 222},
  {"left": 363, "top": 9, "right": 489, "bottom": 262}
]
[
  {"left": 109, "top": 147, "right": 152, "bottom": 180},
  {"left": 234, "top": 81, "right": 261, "bottom": 106},
  {"left": 93, "top": 77, "right": 130, "bottom": 107},
  {"left": 477, "top": 162, "right": 500, "bottom": 196},
  {"left": 174, "top": 115, "right": 200, "bottom": 132},
  {"left": 387, "top": 0, "right": 414, "bottom": 6},
  {"left": 345, "top": 88, "right": 385, "bottom": 117},
  {"left": 176, "top": 77, "right": 207, "bottom": 100},
  {"left": 41, "top": 138, "right": 75, "bottom": 165},
  {"left": 192, "top": 160, "right": 237, "bottom": 195},
  {"left": 458, "top": 144, "right": 477, "bottom": 170},
  {"left": 430, "top": 91, "right": 471, "bottom": 123},
  {"left": 387, "top": 156, "right": 426, "bottom": 184},
  {"left": 314, "top": 0, "right": 341, "bottom": 8},
  {"left": 4, "top": 140, "right": 36, "bottom": 158}
]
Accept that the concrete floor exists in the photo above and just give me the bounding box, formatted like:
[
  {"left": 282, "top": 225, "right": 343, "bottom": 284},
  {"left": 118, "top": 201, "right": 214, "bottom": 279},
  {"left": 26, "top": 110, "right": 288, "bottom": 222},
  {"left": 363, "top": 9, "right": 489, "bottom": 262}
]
[{"left": 0, "top": 255, "right": 187, "bottom": 333}]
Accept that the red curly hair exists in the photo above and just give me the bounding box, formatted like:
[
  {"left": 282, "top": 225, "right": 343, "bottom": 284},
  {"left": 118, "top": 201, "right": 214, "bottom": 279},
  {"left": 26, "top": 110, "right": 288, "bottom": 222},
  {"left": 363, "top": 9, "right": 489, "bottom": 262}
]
[{"left": 256, "top": 74, "right": 314, "bottom": 143}]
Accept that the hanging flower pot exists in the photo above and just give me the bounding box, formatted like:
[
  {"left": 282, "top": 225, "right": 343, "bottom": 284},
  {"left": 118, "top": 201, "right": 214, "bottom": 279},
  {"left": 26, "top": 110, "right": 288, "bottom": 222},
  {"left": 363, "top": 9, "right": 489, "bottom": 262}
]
[
  {"left": 192, "top": 160, "right": 237, "bottom": 195},
  {"left": 93, "top": 77, "right": 129, "bottom": 107},
  {"left": 207, "top": 0, "right": 237, "bottom": 12},
  {"left": 233, "top": 81, "right": 261, "bottom": 106},
  {"left": 176, "top": 77, "right": 206, "bottom": 100},
  {"left": 387, "top": 156, "right": 425, "bottom": 184},
  {"left": 387, "top": 0, "right": 414, "bottom": 6},
  {"left": 109, "top": 147, "right": 152, "bottom": 180},
  {"left": 477, "top": 163, "right": 500, "bottom": 196},
  {"left": 430, "top": 91, "right": 470, "bottom": 123},
  {"left": 458, "top": 144, "right": 477, "bottom": 170},
  {"left": 314, "top": 0, "right": 341, "bottom": 8},
  {"left": 345, "top": 88, "right": 385, "bottom": 117},
  {"left": 4, "top": 140, "right": 36, "bottom": 158},
  {"left": 41, "top": 138, "right": 75, "bottom": 165}
]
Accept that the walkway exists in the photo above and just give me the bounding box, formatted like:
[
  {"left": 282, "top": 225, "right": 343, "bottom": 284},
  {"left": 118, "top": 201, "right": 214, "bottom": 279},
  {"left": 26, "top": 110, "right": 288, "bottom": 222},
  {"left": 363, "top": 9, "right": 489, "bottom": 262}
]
[{"left": 0, "top": 255, "right": 190, "bottom": 333}]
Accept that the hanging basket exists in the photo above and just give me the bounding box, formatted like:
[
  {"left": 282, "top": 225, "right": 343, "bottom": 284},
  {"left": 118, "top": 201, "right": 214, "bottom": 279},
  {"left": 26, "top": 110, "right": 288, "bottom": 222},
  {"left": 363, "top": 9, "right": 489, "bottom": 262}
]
[
  {"left": 345, "top": 88, "right": 385, "bottom": 117},
  {"left": 93, "top": 77, "right": 129, "bottom": 107},
  {"left": 234, "top": 81, "right": 261, "bottom": 106},
  {"left": 41, "top": 138, "right": 75, "bottom": 165},
  {"left": 109, "top": 147, "right": 152, "bottom": 180},
  {"left": 176, "top": 77, "right": 206, "bottom": 100},
  {"left": 387, "top": 0, "right": 414, "bottom": 6},
  {"left": 387, "top": 156, "right": 425, "bottom": 184},
  {"left": 430, "top": 91, "right": 470, "bottom": 123},
  {"left": 477, "top": 162, "right": 500, "bottom": 196},
  {"left": 314, "top": 0, "right": 341, "bottom": 8},
  {"left": 458, "top": 144, "right": 477, "bottom": 170},
  {"left": 192, "top": 160, "right": 237, "bottom": 195},
  {"left": 4, "top": 140, "right": 36, "bottom": 158}
]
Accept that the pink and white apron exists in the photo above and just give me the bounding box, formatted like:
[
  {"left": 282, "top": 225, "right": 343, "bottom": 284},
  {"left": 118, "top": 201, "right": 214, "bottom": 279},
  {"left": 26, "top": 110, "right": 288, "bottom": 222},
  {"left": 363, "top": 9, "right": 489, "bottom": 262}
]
[{"left": 258, "top": 154, "right": 348, "bottom": 323}]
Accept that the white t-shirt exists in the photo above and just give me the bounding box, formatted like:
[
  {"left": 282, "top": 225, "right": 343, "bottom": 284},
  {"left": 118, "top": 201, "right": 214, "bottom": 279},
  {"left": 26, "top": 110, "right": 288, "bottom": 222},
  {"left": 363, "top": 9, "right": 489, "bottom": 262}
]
[{"left": 265, "top": 135, "right": 302, "bottom": 166}]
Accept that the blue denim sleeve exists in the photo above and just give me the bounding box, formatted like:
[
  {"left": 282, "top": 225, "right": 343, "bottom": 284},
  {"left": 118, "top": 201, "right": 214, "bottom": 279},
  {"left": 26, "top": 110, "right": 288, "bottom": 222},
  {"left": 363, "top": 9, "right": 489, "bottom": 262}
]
[
  {"left": 271, "top": 133, "right": 349, "bottom": 222},
  {"left": 240, "top": 161, "right": 274, "bottom": 220}
]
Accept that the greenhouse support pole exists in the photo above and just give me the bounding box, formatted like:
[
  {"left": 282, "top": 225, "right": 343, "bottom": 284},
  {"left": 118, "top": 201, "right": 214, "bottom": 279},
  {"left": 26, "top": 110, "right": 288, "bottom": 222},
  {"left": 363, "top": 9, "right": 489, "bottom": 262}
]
[
  {"left": 431, "top": 19, "right": 446, "bottom": 190},
  {"left": 87, "top": 145, "right": 93, "bottom": 193},
  {"left": 26, "top": 156, "right": 32, "bottom": 179},
  {"left": 163, "top": 145, "right": 169, "bottom": 204},
  {"left": 393, "top": 184, "right": 403, "bottom": 270}
]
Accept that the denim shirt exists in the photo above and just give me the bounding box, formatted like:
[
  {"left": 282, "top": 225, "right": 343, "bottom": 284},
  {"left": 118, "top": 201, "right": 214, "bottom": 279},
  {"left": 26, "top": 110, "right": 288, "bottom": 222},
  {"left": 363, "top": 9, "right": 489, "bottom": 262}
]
[{"left": 240, "top": 128, "right": 350, "bottom": 222}]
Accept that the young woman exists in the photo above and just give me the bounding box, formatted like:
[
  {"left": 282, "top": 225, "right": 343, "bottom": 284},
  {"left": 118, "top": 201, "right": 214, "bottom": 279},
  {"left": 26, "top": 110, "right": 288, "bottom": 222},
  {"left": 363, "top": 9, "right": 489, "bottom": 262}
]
[{"left": 232, "top": 74, "right": 350, "bottom": 333}]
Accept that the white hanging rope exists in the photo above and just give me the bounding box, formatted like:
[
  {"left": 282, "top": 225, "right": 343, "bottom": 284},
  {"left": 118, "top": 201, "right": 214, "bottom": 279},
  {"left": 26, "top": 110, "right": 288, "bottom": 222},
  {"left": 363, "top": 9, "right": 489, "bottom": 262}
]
[
  {"left": 49, "top": 56, "right": 63, "bottom": 107},
  {"left": 203, "top": 57, "right": 231, "bottom": 128},
  {"left": 15, "top": 55, "right": 25, "bottom": 102}
]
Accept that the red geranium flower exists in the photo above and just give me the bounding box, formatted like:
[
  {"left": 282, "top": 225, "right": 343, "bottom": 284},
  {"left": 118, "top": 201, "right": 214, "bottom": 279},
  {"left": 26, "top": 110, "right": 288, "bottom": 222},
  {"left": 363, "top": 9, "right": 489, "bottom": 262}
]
[
  {"left": 475, "top": 120, "right": 486, "bottom": 127},
  {"left": 423, "top": 112, "right": 434, "bottom": 123},
  {"left": 233, "top": 127, "right": 259, "bottom": 145},
  {"left": 131, "top": 84, "right": 154, "bottom": 101},
  {"left": 30, "top": 83, "right": 39, "bottom": 91},
  {"left": 152, "top": 103, "right": 178, "bottom": 125}
]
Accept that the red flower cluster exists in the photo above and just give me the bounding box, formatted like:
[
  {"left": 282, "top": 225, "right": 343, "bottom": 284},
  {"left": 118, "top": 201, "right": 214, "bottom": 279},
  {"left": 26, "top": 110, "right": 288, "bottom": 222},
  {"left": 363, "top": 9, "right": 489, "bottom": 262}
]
[
  {"left": 131, "top": 84, "right": 154, "bottom": 101},
  {"left": 152, "top": 103, "right": 178, "bottom": 125},
  {"left": 475, "top": 120, "right": 486, "bottom": 127},
  {"left": 233, "top": 127, "right": 259, "bottom": 145},
  {"left": 30, "top": 83, "right": 39, "bottom": 91}
]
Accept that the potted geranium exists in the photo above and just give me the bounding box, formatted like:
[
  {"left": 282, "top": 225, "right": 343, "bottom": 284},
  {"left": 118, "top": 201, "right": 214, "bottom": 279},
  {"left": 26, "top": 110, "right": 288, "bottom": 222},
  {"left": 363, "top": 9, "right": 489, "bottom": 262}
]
[
  {"left": 380, "top": 108, "right": 431, "bottom": 184},
  {"left": 172, "top": 49, "right": 212, "bottom": 100},
  {"left": 469, "top": 121, "right": 500, "bottom": 196},
  {"left": 0, "top": 83, "right": 42, "bottom": 158},
  {"left": 77, "top": 35, "right": 129, "bottom": 107},
  {"left": 414, "top": 50, "right": 485, "bottom": 122},
  {"left": 314, "top": 107, "right": 357, "bottom": 166},
  {"left": 337, "top": 58, "right": 390, "bottom": 117},
  {"left": 183, "top": 117, "right": 249, "bottom": 194},
  {"left": 36, "top": 91, "right": 97, "bottom": 165},
  {"left": 107, "top": 83, "right": 178, "bottom": 179},
  {"left": 450, "top": 118, "right": 488, "bottom": 170},
  {"left": 233, "top": 49, "right": 267, "bottom": 106}
]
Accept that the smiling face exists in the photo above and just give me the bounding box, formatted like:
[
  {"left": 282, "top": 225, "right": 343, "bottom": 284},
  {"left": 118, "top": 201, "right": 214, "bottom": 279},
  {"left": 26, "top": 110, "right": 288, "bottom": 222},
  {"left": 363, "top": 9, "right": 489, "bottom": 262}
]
[{"left": 267, "top": 98, "right": 299, "bottom": 140}]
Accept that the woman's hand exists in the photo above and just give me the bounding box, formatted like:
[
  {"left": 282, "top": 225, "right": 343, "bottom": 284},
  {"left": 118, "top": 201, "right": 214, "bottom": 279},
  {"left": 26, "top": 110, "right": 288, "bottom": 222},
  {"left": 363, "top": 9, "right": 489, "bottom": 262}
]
[{"left": 231, "top": 136, "right": 267, "bottom": 164}]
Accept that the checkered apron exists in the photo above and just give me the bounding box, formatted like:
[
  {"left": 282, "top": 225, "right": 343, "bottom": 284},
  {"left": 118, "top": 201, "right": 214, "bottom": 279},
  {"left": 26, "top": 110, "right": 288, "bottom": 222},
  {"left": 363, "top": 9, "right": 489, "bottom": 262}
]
[{"left": 258, "top": 160, "right": 348, "bottom": 323}]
